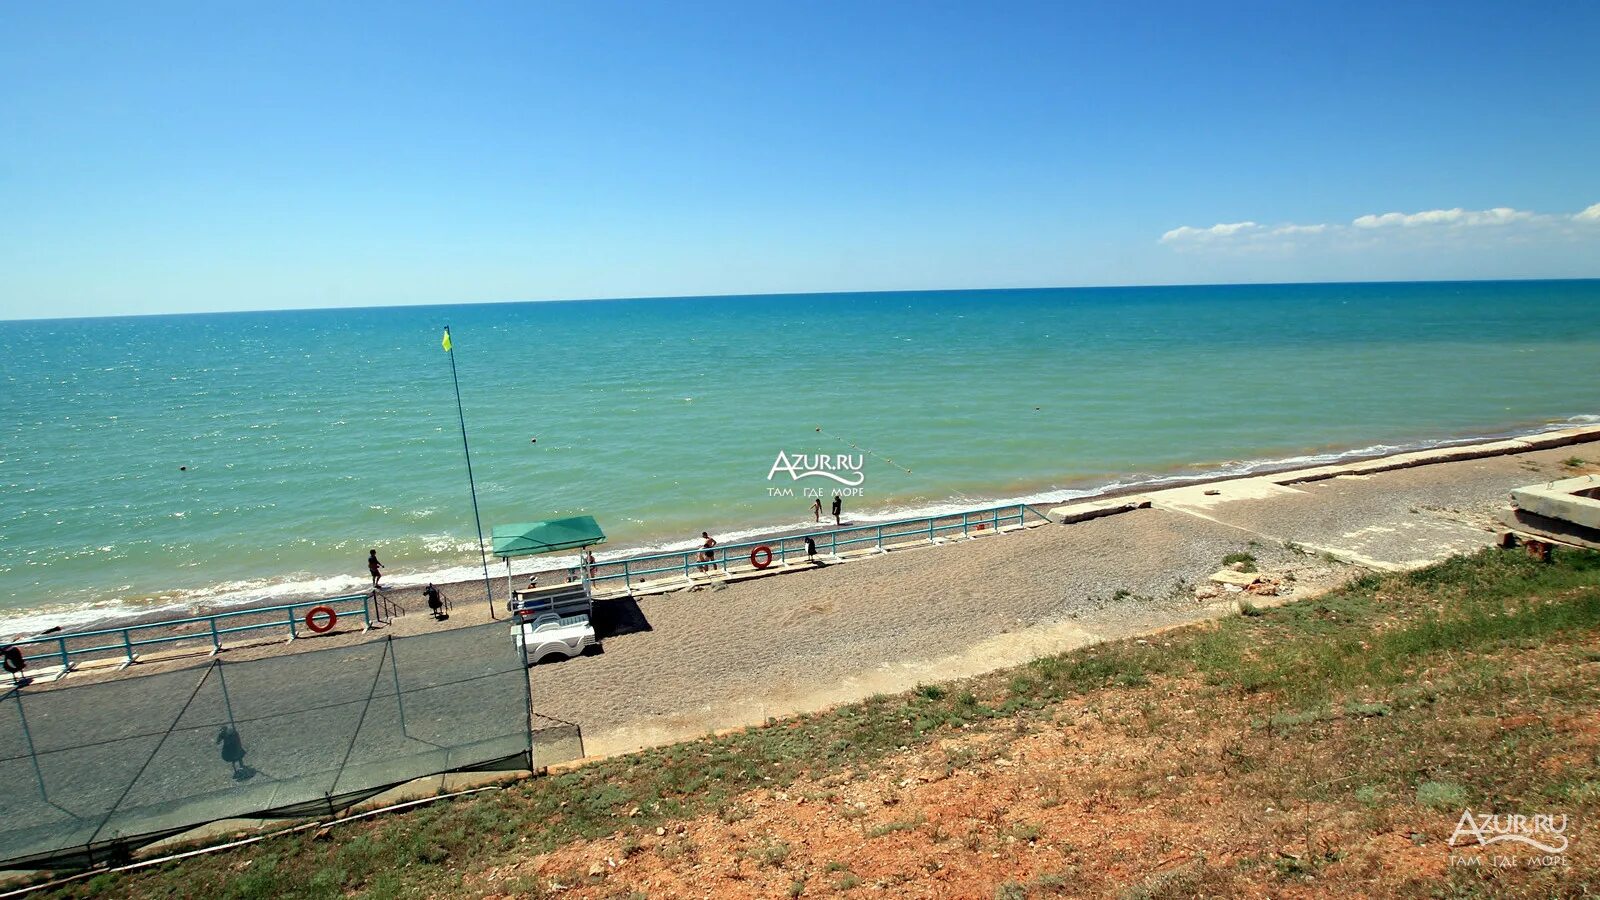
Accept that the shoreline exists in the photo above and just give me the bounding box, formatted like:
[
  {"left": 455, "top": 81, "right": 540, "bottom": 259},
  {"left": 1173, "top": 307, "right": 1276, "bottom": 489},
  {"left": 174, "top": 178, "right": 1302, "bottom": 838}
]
[{"left": 5, "top": 415, "right": 1598, "bottom": 639}]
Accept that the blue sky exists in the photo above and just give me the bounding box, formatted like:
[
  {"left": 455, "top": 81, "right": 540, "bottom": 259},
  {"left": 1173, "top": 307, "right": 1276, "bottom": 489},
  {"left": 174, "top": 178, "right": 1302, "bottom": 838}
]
[{"left": 2, "top": 1, "right": 1597, "bottom": 319}]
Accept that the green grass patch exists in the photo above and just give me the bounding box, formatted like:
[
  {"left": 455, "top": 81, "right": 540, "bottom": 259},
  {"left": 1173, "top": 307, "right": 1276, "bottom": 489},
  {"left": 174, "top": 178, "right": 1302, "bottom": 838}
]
[{"left": 35, "top": 547, "right": 1600, "bottom": 900}]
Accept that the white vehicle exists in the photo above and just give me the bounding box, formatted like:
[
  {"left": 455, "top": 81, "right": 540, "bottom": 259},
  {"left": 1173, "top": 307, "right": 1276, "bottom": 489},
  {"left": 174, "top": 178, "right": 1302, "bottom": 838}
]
[{"left": 515, "top": 612, "right": 597, "bottom": 665}]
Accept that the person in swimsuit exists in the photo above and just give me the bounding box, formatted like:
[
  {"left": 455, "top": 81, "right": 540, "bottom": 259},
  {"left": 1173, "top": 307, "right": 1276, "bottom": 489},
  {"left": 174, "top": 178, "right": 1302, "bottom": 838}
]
[
  {"left": 831, "top": 494, "right": 842, "bottom": 526},
  {"left": 698, "top": 531, "right": 717, "bottom": 572},
  {"left": 811, "top": 498, "right": 822, "bottom": 522},
  {"left": 367, "top": 550, "right": 384, "bottom": 589}
]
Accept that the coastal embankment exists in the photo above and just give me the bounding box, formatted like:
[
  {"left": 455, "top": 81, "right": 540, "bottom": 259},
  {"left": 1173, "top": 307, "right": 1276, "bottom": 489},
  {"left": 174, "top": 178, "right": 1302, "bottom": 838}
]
[{"left": 15, "top": 427, "right": 1599, "bottom": 765}]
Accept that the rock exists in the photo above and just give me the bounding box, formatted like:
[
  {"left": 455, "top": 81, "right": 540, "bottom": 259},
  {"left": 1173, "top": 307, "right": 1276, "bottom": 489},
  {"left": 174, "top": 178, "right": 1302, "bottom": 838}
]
[
  {"left": 588, "top": 862, "right": 606, "bottom": 877},
  {"left": 1209, "top": 569, "right": 1261, "bottom": 587}
]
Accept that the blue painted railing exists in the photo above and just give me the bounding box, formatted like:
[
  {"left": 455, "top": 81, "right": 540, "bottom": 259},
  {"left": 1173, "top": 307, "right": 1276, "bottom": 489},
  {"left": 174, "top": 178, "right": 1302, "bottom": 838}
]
[
  {"left": 543, "top": 502, "right": 1052, "bottom": 595},
  {"left": 4, "top": 594, "right": 374, "bottom": 674}
]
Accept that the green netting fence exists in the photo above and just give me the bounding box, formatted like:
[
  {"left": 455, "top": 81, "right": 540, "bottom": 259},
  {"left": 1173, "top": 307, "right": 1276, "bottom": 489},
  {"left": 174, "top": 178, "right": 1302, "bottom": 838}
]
[{"left": 0, "top": 621, "right": 548, "bottom": 870}]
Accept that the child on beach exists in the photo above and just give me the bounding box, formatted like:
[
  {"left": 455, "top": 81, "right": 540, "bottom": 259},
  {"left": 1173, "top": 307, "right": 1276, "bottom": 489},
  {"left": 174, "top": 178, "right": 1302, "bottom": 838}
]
[
  {"left": 811, "top": 498, "right": 822, "bottom": 522},
  {"left": 367, "top": 550, "right": 384, "bottom": 589}
]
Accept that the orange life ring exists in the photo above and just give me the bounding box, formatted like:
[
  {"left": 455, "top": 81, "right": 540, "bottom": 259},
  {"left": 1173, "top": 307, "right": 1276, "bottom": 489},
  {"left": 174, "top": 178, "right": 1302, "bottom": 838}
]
[
  {"left": 304, "top": 605, "right": 338, "bottom": 634},
  {"left": 750, "top": 545, "right": 774, "bottom": 570}
]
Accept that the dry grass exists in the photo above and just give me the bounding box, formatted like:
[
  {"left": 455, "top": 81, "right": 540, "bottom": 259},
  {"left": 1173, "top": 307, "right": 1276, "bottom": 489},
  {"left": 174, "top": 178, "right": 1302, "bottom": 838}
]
[{"left": 26, "top": 548, "right": 1600, "bottom": 898}]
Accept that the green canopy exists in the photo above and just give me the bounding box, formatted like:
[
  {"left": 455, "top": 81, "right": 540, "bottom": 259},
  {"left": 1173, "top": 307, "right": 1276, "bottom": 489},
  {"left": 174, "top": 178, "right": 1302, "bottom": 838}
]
[{"left": 491, "top": 516, "right": 607, "bottom": 559}]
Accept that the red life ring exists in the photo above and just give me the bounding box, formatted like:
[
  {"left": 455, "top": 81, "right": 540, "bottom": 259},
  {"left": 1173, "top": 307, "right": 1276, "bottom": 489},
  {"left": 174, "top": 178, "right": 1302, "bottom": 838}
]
[
  {"left": 750, "top": 545, "right": 774, "bottom": 570},
  {"left": 304, "top": 606, "right": 338, "bottom": 634}
]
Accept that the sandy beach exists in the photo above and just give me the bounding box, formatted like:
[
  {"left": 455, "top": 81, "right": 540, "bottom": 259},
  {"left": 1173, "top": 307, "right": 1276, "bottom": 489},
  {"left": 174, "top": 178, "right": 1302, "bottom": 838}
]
[{"left": 12, "top": 429, "right": 1597, "bottom": 767}]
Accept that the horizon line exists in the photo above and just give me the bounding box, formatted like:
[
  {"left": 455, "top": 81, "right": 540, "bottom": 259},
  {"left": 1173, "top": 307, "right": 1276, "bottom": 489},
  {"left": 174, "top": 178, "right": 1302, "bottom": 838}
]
[{"left": 3, "top": 274, "right": 1598, "bottom": 325}]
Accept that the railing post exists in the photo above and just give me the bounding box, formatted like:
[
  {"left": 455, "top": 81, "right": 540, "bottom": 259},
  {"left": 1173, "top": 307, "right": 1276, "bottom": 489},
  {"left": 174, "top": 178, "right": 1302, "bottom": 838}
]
[
  {"left": 209, "top": 618, "right": 222, "bottom": 654},
  {"left": 993, "top": 508, "right": 1000, "bottom": 530},
  {"left": 122, "top": 629, "right": 135, "bottom": 664},
  {"left": 831, "top": 531, "right": 838, "bottom": 555},
  {"left": 623, "top": 559, "right": 632, "bottom": 589},
  {"left": 876, "top": 526, "right": 883, "bottom": 549},
  {"left": 288, "top": 606, "right": 299, "bottom": 639},
  {"left": 962, "top": 512, "right": 969, "bottom": 537},
  {"left": 57, "top": 637, "right": 69, "bottom": 671}
]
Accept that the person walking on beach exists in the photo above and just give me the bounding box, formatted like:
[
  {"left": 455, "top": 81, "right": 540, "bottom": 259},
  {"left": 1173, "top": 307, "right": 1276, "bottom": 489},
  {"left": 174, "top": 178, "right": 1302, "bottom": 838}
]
[
  {"left": 424, "top": 583, "right": 447, "bottom": 621},
  {"left": 585, "top": 549, "right": 597, "bottom": 579},
  {"left": 811, "top": 498, "right": 822, "bottom": 522},
  {"left": 698, "top": 531, "right": 717, "bottom": 573},
  {"left": 831, "top": 494, "right": 842, "bottom": 526},
  {"left": 367, "top": 550, "right": 385, "bottom": 590}
]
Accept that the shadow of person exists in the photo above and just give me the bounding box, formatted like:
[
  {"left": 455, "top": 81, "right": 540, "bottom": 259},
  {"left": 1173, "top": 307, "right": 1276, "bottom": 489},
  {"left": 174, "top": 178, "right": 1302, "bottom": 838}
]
[{"left": 216, "top": 725, "right": 255, "bottom": 781}]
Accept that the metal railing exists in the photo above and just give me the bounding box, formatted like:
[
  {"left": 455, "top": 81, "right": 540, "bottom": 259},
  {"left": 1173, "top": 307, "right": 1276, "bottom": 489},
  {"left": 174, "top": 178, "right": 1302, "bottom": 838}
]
[
  {"left": 5, "top": 593, "right": 374, "bottom": 675},
  {"left": 555, "top": 502, "right": 1053, "bottom": 596}
]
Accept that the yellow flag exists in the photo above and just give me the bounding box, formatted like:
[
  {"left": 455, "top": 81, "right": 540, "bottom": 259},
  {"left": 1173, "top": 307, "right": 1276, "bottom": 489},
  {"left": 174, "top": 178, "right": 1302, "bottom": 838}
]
[{"left": 441, "top": 329, "right": 453, "bottom": 352}]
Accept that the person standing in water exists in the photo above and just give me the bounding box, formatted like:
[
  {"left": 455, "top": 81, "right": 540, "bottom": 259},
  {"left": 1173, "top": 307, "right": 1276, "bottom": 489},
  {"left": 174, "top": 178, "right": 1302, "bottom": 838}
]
[
  {"left": 811, "top": 498, "right": 822, "bottom": 522},
  {"left": 831, "top": 494, "right": 842, "bottom": 526},
  {"left": 367, "top": 550, "right": 385, "bottom": 590}
]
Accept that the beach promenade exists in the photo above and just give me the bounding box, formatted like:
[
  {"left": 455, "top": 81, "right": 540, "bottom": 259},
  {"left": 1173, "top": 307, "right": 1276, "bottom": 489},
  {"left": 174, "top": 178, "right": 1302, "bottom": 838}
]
[{"left": 12, "top": 431, "right": 1598, "bottom": 765}]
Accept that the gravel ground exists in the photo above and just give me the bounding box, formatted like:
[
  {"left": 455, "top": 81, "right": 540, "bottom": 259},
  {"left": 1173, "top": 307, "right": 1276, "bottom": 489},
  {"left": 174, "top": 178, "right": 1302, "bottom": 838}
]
[{"left": 14, "top": 441, "right": 1596, "bottom": 763}]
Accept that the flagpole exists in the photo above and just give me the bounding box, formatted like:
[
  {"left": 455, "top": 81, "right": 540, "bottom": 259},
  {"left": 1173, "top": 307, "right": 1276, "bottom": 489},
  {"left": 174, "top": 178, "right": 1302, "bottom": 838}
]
[{"left": 444, "top": 326, "right": 497, "bottom": 619}]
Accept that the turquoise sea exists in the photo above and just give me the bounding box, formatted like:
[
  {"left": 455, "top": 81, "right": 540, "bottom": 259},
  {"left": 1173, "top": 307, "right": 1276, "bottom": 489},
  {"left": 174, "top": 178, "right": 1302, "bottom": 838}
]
[{"left": 3, "top": 280, "right": 1599, "bottom": 632}]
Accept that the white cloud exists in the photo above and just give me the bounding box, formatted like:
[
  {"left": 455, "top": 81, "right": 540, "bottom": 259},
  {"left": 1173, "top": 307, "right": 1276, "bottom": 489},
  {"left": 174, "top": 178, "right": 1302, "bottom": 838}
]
[
  {"left": 1160, "top": 202, "right": 1599, "bottom": 250},
  {"left": 1160, "top": 221, "right": 1258, "bottom": 243},
  {"left": 1352, "top": 207, "right": 1534, "bottom": 229}
]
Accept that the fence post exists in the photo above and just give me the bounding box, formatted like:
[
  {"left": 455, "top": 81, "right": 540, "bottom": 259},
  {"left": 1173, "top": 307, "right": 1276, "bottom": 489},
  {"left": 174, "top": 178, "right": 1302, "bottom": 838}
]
[
  {"left": 962, "top": 512, "right": 969, "bottom": 538},
  {"left": 623, "top": 559, "right": 631, "bottom": 590},
  {"left": 876, "top": 526, "right": 883, "bottom": 550},
  {"left": 56, "top": 637, "right": 69, "bottom": 671},
  {"left": 209, "top": 618, "right": 222, "bottom": 654},
  {"left": 122, "top": 629, "right": 135, "bottom": 664},
  {"left": 287, "top": 606, "right": 299, "bottom": 640}
]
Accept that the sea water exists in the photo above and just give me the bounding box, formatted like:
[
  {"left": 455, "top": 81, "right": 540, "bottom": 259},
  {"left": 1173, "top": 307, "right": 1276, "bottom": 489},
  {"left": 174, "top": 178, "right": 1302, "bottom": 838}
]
[{"left": 3, "top": 280, "right": 1599, "bottom": 631}]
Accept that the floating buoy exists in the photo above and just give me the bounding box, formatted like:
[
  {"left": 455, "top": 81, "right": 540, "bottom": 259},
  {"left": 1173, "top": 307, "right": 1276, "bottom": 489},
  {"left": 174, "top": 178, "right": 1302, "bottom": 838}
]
[
  {"left": 179, "top": 466, "right": 188, "bottom": 471},
  {"left": 304, "top": 606, "right": 338, "bottom": 634}
]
